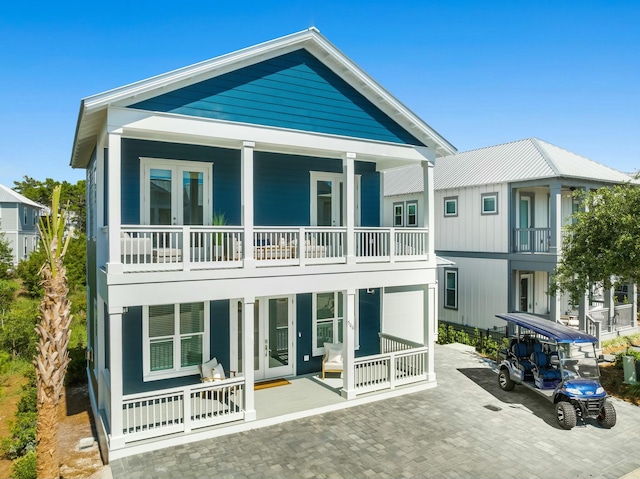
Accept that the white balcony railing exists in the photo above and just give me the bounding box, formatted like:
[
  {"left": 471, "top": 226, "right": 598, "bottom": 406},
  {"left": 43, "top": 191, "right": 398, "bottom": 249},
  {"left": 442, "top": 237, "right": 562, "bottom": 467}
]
[
  {"left": 120, "top": 377, "right": 245, "bottom": 444},
  {"left": 353, "top": 346, "right": 428, "bottom": 395},
  {"left": 513, "top": 228, "right": 551, "bottom": 253},
  {"left": 118, "top": 226, "right": 429, "bottom": 273}
]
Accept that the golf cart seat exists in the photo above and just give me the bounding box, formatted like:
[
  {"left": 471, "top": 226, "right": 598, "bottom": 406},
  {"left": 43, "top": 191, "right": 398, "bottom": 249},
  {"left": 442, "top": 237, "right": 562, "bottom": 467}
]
[
  {"left": 511, "top": 342, "right": 534, "bottom": 374},
  {"left": 530, "top": 351, "right": 562, "bottom": 380}
]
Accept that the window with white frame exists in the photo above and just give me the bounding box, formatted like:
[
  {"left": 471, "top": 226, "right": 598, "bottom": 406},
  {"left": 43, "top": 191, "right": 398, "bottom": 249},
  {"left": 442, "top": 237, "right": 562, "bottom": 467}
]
[
  {"left": 444, "top": 197, "right": 458, "bottom": 217},
  {"left": 444, "top": 269, "right": 458, "bottom": 309},
  {"left": 143, "top": 301, "right": 209, "bottom": 380},
  {"left": 393, "top": 203, "right": 404, "bottom": 227},
  {"left": 23, "top": 207, "right": 27, "bottom": 225},
  {"left": 406, "top": 201, "right": 418, "bottom": 226},
  {"left": 481, "top": 192, "right": 498, "bottom": 215},
  {"left": 312, "top": 292, "right": 359, "bottom": 356},
  {"left": 32, "top": 209, "right": 36, "bottom": 226}
]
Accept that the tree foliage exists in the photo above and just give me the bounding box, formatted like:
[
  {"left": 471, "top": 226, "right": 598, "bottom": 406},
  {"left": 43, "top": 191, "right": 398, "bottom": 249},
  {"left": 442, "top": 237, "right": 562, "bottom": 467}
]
[
  {"left": 0, "top": 233, "right": 13, "bottom": 279},
  {"left": 551, "top": 183, "right": 640, "bottom": 305},
  {"left": 12, "top": 176, "right": 86, "bottom": 234}
]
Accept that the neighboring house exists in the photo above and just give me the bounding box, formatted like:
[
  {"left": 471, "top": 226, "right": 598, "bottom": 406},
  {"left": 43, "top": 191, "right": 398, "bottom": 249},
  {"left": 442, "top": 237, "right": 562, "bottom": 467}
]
[
  {"left": 0, "top": 184, "right": 44, "bottom": 266},
  {"left": 384, "top": 138, "right": 639, "bottom": 343},
  {"left": 70, "top": 28, "right": 456, "bottom": 460}
]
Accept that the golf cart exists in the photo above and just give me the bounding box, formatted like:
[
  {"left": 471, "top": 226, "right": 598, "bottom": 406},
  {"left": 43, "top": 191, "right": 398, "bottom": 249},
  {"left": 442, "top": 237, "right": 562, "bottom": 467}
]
[{"left": 496, "top": 312, "right": 616, "bottom": 429}]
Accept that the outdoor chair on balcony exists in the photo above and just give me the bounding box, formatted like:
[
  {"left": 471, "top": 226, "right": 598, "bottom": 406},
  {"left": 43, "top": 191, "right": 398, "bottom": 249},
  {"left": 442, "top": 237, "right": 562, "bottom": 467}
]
[
  {"left": 198, "top": 357, "right": 237, "bottom": 402},
  {"left": 121, "top": 233, "right": 152, "bottom": 264},
  {"left": 322, "top": 342, "right": 343, "bottom": 380}
]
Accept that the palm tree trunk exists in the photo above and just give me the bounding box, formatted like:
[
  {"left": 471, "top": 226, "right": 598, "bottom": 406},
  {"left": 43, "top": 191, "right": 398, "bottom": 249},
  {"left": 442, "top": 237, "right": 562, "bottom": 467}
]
[{"left": 35, "top": 248, "right": 71, "bottom": 478}]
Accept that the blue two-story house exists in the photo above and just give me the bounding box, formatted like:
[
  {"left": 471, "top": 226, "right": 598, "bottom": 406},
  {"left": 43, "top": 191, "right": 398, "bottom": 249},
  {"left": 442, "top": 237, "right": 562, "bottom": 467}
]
[{"left": 70, "top": 28, "right": 456, "bottom": 460}]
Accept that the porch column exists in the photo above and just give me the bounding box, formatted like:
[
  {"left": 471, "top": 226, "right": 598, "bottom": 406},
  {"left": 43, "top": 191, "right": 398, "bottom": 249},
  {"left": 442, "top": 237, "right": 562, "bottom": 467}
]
[
  {"left": 422, "top": 160, "right": 435, "bottom": 256},
  {"left": 106, "top": 132, "right": 122, "bottom": 274},
  {"left": 242, "top": 141, "right": 255, "bottom": 269},
  {"left": 108, "top": 308, "right": 124, "bottom": 449},
  {"left": 577, "top": 291, "right": 589, "bottom": 332},
  {"left": 549, "top": 182, "right": 562, "bottom": 254},
  {"left": 96, "top": 295, "right": 106, "bottom": 413},
  {"left": 604, "top": 279, "right": 615, "bottom": 332},
  {"left": 423, "top": 283, "right": 437, "bottom": 381},
  {"left": 379, "top": 167, "right": 385, "bottom": 226},
  {"left": 341, "top": 289, "right": 357, "bottom": 400},
  {"left": 95, "top": 134, "right": 106, "bottom": 267},
  {"left": 630, "top": 283, "right": 638, "bottom": 328},
  {"left": 343, "top": 153, "right": 356, "bottom": 264},
  {"left": 242, "top": 296, "right": 256, "bottom": 421},
  {"left": 549, "top": 287, "right": 561, "bottom": 324}
]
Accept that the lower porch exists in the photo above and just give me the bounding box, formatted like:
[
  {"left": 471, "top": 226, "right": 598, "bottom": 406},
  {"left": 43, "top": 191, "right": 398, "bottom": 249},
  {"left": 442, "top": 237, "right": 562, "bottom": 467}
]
[{"left": 102, "top": 336, "right": 432, "bottom": 460}]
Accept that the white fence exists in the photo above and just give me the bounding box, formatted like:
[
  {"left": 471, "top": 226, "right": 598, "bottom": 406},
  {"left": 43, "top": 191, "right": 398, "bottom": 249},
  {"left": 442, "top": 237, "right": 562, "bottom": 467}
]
[
  {"left": 379, "top": 332, "right": 423, "bottom": 353},
  {"left": 353, "top": 347, "right": 428, "bottom": 395},
  {"left": 120, "top": 377, "right": 245, "bottom": 443},
  {"left": 119, "top": 226, "right": 429, "bottom": 272}
]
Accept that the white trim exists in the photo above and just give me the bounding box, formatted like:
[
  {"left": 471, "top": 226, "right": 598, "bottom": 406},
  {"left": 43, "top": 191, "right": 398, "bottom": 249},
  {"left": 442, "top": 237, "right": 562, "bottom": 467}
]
[
  {"left": 142, "top": 301, "right": 211, "bottom": 382},
  {"left": 312, "top": 291, "right": 359, "bottom": 357},
  {"left": 444, "top": 197, "right": 458, "bottom": 217},
  {"left": 481, "top": 192, "right": 499, "bottom": 215},
  {"left": 406, "top": 200, "right": 418, "bottom": 227},
  {"left": 444, "top": 269, "right": 458, "bottom": 310}
]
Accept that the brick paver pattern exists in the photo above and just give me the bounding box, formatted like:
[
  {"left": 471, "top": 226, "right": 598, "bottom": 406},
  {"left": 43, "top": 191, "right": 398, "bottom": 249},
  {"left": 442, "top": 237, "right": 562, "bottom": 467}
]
[{"left": 111, "top": 344, "right": 640, "bottom": 479}]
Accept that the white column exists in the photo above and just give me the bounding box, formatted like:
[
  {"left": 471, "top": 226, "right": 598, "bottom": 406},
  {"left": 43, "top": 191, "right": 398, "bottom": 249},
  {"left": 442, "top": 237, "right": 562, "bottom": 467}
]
[
  {"left": 604, "top": 279, "right": 615, "bottom": 332},
  {"left": 424, "top": 283, "right": 437, "bottom": 382},
  {"left": 549, "top": 183, "right": 562, "bottom": 254},
  {"left": 422, "top": 161, "right": 435, "bottom": 258},
  {"left": 379, "top": 168, "right": 385, "bottom": 227},
  {"left": 242, "top": 142, "right": 255, "bottom": 269},
  {"left": 96, "top": 295, "right": 105, "bottom": 411},
  {"left": 242, "top": 296, "right": 256, "bottom": 421},
  {"left": 108, "top": 308, "right": 124, "bottom": 448},
  {"left": 341, "top": 289, "right": 357, "bottom": 399},
  {"left": 106, "top": 132, "right": 122, "bottom": 274},
  {"left": 343, "top": 153, "right": 356, "bottom": 264},
  {"left": 630, "top": 283, "right": 638, "bottom": 328}
]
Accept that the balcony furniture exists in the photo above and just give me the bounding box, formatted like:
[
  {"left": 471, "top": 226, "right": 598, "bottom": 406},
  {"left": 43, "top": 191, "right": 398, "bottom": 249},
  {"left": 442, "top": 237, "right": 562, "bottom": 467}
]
[
  {"left": 121, "top": 233, "right": 152, "bottom": 264},
  {"left": 322, "top": 342, "right": 343, "bottom": 380}
]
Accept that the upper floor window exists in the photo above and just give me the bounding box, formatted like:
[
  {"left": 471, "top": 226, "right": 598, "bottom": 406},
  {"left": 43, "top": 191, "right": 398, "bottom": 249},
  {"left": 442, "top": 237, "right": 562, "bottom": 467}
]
[
  {"left": 481, "top": 192, "right": 498, "bottom": 215},
  {"left": 393, "top": 203, "right": 404, "bottom": 227},
  {"left": 444, "top": 269, "right": 458, "bottom": 309},
  {"left": 406, "top": 201, "right": 418, "bottom": 227},
  {"left": 23, "top": 208, "right": 27, "bottom": 225},
  {"left": 143, "top": 301, "right": 209, "bottom": 381},
  {"left": 444, "top": 197, "right": 458, "bottom": 217}
]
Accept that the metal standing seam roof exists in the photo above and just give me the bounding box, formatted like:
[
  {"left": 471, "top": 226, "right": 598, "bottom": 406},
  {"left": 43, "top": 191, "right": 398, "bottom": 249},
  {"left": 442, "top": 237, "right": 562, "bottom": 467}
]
[
  {"left": 383, "top": 138, "right": 635, "bottom": 195},
  {"left": 0, "top": 184, "right": 44, "bottom": 208},
  {"left": 495, "top": 312, "right": 598, "bottom": 343}
]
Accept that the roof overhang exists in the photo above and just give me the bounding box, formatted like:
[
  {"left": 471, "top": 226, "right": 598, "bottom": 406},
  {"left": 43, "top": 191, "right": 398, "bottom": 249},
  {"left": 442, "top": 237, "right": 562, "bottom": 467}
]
[
  {"left": 71, "top": 28, "right": 456, "bottom": 169},
  {"left": 496, "top": 312, "right": 597, "bottom": 343}
]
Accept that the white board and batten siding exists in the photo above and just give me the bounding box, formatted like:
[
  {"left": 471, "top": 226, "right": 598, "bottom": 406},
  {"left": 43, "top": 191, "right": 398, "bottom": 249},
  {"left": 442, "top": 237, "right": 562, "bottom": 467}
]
[
  {"left": 435, "top": 183, "right": 509, "bottom": 253},
  {"left": 382, "top": 286, "right": 424, "bottom": 344},
  {"left": 439, "top": 256, "right": 508, "bottom": 330}
]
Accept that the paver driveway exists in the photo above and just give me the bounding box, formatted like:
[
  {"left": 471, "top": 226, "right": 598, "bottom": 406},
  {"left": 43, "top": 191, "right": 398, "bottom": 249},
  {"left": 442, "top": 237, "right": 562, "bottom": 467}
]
[{"left": 111, "top": 344, "right": 640, "bottom": 479}]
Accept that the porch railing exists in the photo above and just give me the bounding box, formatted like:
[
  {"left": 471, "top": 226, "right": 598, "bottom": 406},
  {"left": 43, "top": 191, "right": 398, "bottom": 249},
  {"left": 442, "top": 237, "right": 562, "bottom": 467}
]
[
  {"left": 513, "top": 228, "right": 550, "bottom": 253},
  {"left": 612, "top": 304, "right": 634, "bottom": 330},
  {"left": 120, "top": 377, "right": 245, "bottom": 443},
  {"left": 379, "top": 332, "right": 423, "bottom": 354},
  {"left": 353, "top": 347, "right": 428, "bottom": 395},
  {"left": 119, "top": 226, "right": 429, "bottom": 272}
]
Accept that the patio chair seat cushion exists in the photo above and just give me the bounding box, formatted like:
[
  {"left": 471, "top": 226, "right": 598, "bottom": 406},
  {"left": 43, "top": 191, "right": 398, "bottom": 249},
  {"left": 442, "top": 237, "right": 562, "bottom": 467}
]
[{"left": 199, "top": 357, "right": 218, "bottom": 380}]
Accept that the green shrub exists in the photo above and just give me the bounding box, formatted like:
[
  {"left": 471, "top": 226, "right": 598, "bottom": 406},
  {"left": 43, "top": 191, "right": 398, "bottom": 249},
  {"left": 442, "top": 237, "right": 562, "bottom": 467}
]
[
  {"left": 11, "top": 449, "right": 36, "bottom": 479},
  {"left": 2, "top": 370, "right": 36, "bottom": 459},
  {"left": 65, "top": 345, "right": 88, "bottom": 386},
  {"left": 614, "top": 348, "right": 640, "bottom": 369}
]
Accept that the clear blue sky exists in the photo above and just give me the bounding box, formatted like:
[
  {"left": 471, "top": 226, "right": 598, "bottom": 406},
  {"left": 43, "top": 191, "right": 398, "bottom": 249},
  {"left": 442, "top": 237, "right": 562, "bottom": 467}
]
[{"left": 1, "top": 0, "right": 638, "bottom": 187}]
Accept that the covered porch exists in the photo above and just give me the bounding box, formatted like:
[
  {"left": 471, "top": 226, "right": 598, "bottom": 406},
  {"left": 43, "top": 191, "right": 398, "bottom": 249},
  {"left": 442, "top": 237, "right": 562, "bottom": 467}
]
[{"left": 106, "top": 332, "right": 431, "bottom": 459}]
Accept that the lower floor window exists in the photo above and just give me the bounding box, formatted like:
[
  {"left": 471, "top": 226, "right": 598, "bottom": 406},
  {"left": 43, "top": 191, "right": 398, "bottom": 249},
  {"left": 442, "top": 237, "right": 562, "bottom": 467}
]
[
  {"left": 444, "top": 269, "right": 458, "bottom": 309},
  {"left": 144, "top": 301, "right": 209, "bottom": 380},
  {"left": 312, "top": 292, "right": 358, "bottom": 356}
]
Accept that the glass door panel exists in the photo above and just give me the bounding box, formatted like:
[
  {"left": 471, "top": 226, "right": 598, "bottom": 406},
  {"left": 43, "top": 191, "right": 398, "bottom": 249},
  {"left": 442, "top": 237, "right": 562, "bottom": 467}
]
[
  {"left": 181, "top": 170, "right": 204, "bottom": 225},
  {"left": 316, "top": 180, "right": 333, "bottom": 226},
  {"left": 268, "top": 298, "right": 289, "bottom": 370},
  {"left": 149, "top": 168, "right": 173, "bottom": 225}
]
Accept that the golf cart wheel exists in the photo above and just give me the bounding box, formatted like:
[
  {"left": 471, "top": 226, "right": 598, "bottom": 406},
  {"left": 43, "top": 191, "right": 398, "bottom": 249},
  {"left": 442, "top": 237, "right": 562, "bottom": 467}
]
[
  {"left": 597, "top": 401, "right": 616, "bottom": 428},
  {"left": 556, "top": 401, "right": 577, "bottom": 430},
  {"left": 498, "top": 369, "right": 515, "bottom": 391}
]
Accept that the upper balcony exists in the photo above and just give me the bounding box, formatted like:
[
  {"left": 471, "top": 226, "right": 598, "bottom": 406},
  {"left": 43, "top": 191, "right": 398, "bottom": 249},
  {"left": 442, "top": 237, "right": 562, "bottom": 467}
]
[{"left": 118, "top": 225, "right": 429, "bottom": 273}]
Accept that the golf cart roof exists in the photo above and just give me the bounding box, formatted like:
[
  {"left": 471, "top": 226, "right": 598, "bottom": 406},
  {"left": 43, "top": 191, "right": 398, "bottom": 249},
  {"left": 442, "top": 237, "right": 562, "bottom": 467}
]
[{"left": 496, "top": 313, "right": 598, "bottom": 343}]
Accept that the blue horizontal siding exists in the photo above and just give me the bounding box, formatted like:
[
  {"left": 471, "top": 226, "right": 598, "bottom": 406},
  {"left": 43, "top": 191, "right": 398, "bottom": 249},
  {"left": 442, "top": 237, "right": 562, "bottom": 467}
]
[
  {"left": 130, "top": 49, "right": 422, "bottom": 146},
  {"left": 120, "top": 139, "right": 379, "bottom": 227}
]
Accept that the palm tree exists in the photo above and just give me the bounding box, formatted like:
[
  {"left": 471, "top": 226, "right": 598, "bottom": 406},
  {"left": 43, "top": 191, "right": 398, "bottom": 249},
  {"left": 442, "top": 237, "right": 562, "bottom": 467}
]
[{"left": 34, "top": 186, "right": 72, "bottom": 479}]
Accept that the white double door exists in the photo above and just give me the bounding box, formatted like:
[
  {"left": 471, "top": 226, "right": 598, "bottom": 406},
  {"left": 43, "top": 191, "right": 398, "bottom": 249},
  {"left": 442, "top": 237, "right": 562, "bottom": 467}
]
[{"left": 232, "top": 296, "right": 295, "bottom": 381}]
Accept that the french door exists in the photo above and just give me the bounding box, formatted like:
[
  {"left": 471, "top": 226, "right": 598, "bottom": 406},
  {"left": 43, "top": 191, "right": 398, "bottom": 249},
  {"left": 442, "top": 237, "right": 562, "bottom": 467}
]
[
  {"left": 232, "top": 296, "right": 295, "bottom": 381},
  {"left": 519, "top": 196, "right": 532, "bottom": 251},
  {"left": 519, "top": 273, "right": 534, "bottom": 313},
  {"left": 141, "top": 158, "right": 212, "bottom": 226},
  {"left": 310, "top": 172, "right": 360, "bottom": 226}
]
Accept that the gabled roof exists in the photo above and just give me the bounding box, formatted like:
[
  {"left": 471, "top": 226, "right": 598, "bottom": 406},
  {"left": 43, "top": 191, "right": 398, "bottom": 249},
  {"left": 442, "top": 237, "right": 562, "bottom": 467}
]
[
  {"left": 0, "top": 184, "right": 44, "bottom": 208},
  {"left": 71, "top": 28, "right": 456, "bottom": 168},
  {"left": 383, "top": 138, "right": 635, "bottom": 195}
]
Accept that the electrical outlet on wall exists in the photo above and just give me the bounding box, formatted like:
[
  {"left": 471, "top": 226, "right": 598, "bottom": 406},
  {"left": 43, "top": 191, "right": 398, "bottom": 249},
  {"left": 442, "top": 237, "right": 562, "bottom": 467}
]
[{"left": 303, "top": 355, "right": 309, "bottom": 361}]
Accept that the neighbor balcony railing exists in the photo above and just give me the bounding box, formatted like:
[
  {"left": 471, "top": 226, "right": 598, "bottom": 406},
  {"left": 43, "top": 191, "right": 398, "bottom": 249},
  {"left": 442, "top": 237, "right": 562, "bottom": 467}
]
[
  {"left": 512, "top": 227, "right": 551, "bottom": 253},
  {"left": 117, "top": 226, "right": 429, "bottom": 273}
]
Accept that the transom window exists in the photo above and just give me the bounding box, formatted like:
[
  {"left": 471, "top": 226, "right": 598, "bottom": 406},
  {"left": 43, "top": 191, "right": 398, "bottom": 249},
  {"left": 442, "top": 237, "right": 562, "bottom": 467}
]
[
  {"left": 481, "top": 192, "right": 498, "bottom": 215},
  {"left": 444, "top": 269, "right": 458, "bottom": 309},
  {"left": 143, "top": 301, "right": 209, "bottom": 380},
  {"left": 444, "top": 197, "right": 458, "bottom": 217}
]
